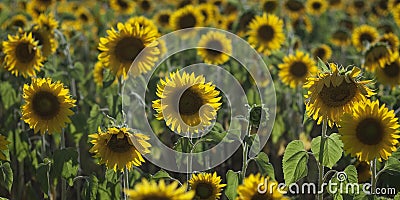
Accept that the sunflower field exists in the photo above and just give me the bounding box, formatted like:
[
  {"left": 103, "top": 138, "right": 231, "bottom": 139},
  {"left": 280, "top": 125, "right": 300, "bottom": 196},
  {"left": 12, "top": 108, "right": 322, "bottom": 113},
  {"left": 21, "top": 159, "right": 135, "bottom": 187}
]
[{"left": 1, "top": 0, "right": 400, "bottom": 199}]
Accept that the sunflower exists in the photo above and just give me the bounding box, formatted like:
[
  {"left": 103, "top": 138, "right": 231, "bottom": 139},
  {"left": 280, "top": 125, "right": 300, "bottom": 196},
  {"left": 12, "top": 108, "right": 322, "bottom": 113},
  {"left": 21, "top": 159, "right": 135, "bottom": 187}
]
[
  {"left": 125, "top": 179, "right": 195, "bottom": 200},
  {"left": 291, "top": 16, "right": 313, "bottom": 33},
  {"left": 375, "top": 51, "right": 400, "bottom": 87},
  {"left": 3, "top": 14, "right": 29, "bottom": 30},
  {"left": 339, "top": 19, "right": 354, "bottom": 31},
  {"left": 126, "top": 16, "right": 159, "bottom": 34},
  {"left": 247, "top": 13, "right": 285, "bottom": 55},
  {"left": 363, "top": 43, "right": 392, "bottom": 72},
  {"left": 0, "top": 134, "right": 10, "bottom": 161},
  {"left": 283, "top": 0, "right": 305, "bottom": 19},
  {"left": 328, "top": 0, "right": 343, "bottom": 9},
  {"left": 198, "top": 3, "right": 219, "bottom": 26},
  {"left": 109, "top": 0, "right": 135, "bottom": 15},
  {"left": 197, "top": 31, "right": 232, "bottom": 65},
  {"left": 89, "top": 127, "right": 151, "bottom": 171},
  {"left": 93, "top": 61, "right": 105, "bottom": 87},
  {"left": 237, "top": 174, "right": 289, "bottom": 200},
  {"left": 351, "top": 25, "right": 379, "bottom": 51},
  {"left": 304, "top": 63, "right": 375, "bottom": 126},
  {"left": 3, "top": 32, "right": 44, "bottom": 77},
  {"left": 355, "top": 161, "right": 372, "bottom": 183},
  {"left": 375, "top": 0, "right": 390, "bottom": 16},
  {"left": 137, "top": 0, "right": 153, "bottom": 13},
  {"left": 152, "top": 71, "right": 222, "bottom": 134},
  {"left": 153, "top": 9, "right": 172, "bottom": 30},
  {"left": 98, "top": 22, "right": 160, "bottom": 78},
  {"left": 339, "top": 99, "right": 400, "bottom": 162},
  {"left": 21, "top": 78, "right": 76, "bottom": 135},
  {"left": 31, "top": 14, "right": 58, "bottom": 58},
  {"left": 331, "top": 29, "right": 351, "bottom": 47},
  {"left": 262, "top": 0, "right": 279, "bottom": 13},
  {"left": 189, "top": 172, "right": 226, "bottom": 200},
  {"left": 306, "top": 0, "right": 328, "bottom": 16},
  {"left": 170, "top": 5, "right": 204, "bottom": 37},
  {"left": 217, "top": 14, "right": 236, "bottom": 31},
  {"left": 312, "top": 44, "right": 332, "bottom": 62},
  {"left": 278, "top": 51, "right": 317, "bottom": 88},
  {"left": 347, "top": 0, "right": 369, "bottom": 15},
  {"left": 74, "top": 7, "right": 95, "bottom": 29},
  {"left": 378, "top": 33, "right": 399, "bottom": 51}
]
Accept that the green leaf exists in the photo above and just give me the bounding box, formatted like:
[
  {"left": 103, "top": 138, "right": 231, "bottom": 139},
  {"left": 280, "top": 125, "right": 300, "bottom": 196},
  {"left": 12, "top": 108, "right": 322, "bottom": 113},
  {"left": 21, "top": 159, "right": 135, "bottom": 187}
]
[
  {"left": 282, "top": 140, "right": 309, "bottom": 185},
  {"left": 103, "top": 69, "right": 116, "bottom": 88},
  {"left": 382, "top": 157, "right": 400, "bottom": 175},
  {"left": 0, "top": 82, "right": 18, "bottom": 109},
  {"left": 225, "top": 170, "right": 239, "bottom": 200},
  {"left": 152, "top": 170, "right": 171, "bottom": 180},
  {"left": 311, "top": 133, "right": 344, "bottom": 168},
  {"left": 87, "top": 104, "right": 103, "bottom": 133},
  {"left": 329, "top": 165, "right": 358, "bottom": 198},
  {"left": 173, "top": 137, "right": 193, "bottom": 153},
  {"left": 0, "top": 162, "right": 13, "bottom": 192},
  {"left": 36, "top": 159, "right": 51, "bottom": 195},
  {"left": 50, "top": 148, "right": 79, "bottom": 186},
  {"left": 71, "top": 62, "right": 85, "bottom": 79},
  {"left": 317, "top": 57, "right": 329, "bottom": 72},
  {"left": 394, "top": 192, "right": 400, "bottom": 200},
  {"left": 83, "top": 174, "right": 98, "bottom": 200},
  {"left": 254, "top": 152, "right": 275, "bottom": 180}
]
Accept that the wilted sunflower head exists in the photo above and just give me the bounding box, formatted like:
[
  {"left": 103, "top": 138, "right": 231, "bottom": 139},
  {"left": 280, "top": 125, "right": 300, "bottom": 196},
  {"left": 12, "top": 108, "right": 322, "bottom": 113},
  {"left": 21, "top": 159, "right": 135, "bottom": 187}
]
[
  {"left": 89, "top": 127, "right": 151, "bottom": 171},
  {"left": 197, "top": 31, "right": 232, "bottom": 65},
  {"left": 21, "top": 78, "right": 76, "bottom": 134},
  {"left": 152, "top": 71, "right": 222, "bottom": 135},
  {"left": 189, "top": 172, "right": 226, "bottom": 200},
  {"left": 125, "top": 179, "right": 195, "bottom": 200},
  {"left": 339, "top": 99, "right": 400, "bottom": 162},
  {"left": 304, "top": 63, "right": 375, "bottom": 126}
]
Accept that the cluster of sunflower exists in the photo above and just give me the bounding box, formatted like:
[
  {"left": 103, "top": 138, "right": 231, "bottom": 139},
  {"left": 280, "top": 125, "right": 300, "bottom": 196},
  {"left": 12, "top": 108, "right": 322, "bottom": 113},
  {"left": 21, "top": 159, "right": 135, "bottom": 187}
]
[{"left": 0, "top": 0, "right": 400, "bottom": 199}]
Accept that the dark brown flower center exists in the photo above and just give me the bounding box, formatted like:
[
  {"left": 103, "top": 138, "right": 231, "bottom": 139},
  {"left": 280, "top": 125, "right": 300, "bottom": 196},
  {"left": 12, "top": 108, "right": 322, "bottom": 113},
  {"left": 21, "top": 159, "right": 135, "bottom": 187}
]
[
  {"left": 140, "top": 0, "right": 151, "bottom": 11},
  {"left": 314, "top": 48, "right": 326, "bottom": 59},
  {"left": 290, "top": 61, "right": 308, "bottom": 78},
  {"left": 117, "top": 0, "right": 128, "bottom": 9},
  {"left": 354, "top": 0, "right": 365, "bottom": 9},
  {"left": 285, "top": 0, "right": 304, "bottom": 11},
  {"left": 178, "top": 13, "right": 197, "bottom": 29},
  {"left": 106, "top": 133, "right": 132, "bottom": 153},
  {"left": 12, "top": 19, "right": 26, "bottom": 28},
  {"left": 356, "top": 118, "right": 384, "bottom": 145},
  {"left": 179, "top": 87, "right": 204, "bottom": 116},
  {"left": 263, "top": 1, "right": 278, "bottom": 12},
  {"left": 32, "top": 30, "right": 45, "bottom": 47},
  {"left": 80, "top": 13, "right": 89, "bottom": 22},
  {"left": 360, "top": 33, "right": 374, "bottom": 43},
  {"left": 378, "top": 0, "right": 388, "bottom": 9},
  {"left": 332, "top": 30, "right": 349, "bottom": 41},
  {"left": 258, "top": 25, "right": 275, "bottom": 42},
  {"left": 114, "top": 37, "right": 144, "bottom": 63},
  {"left": 382, "top": 61, "right": 400, "bottom": 78},
  {"left": 312, "top": 2, "right": 322, "bottom": 10},
  {"left": 16, "top": 42, "right": 36, "bottom": 63},
  {"left": 195, "top": 182, "right": 214, "bottom": 199},
  {"left": 205, "top": 40, "right": 223, "bottom": 56},
  {"left": 319, "top": 80, "right": 358, "bottom": 107},
  {"left": 32, "top": 91, "right": 60, "bottom": 120},
  {"left": 159, "top": 14, "right": 170, "bottom": 25}
]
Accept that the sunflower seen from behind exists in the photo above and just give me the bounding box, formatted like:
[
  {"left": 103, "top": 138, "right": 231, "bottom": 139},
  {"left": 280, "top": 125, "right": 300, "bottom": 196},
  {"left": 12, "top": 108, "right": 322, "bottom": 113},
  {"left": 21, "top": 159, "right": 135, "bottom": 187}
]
[
  {"left": 304, "top": 63, "right": 375, "bottom": 126},
  {"left": 236, "top": 174, "right": 289, "bottom": 200},
  {"left": 189, "top": 172, "right": 226, "bottom": 200},
  {"left": 89, "top": 127, "right": 151, "bottom": 171},
  {"left": 278, "top": 51, "right": 317, "bottom": 88},
  {"left": 339, "top": 99, "right": 400, "bottom": 162},
  {"left": 351, "top": 25, "right": 379, "bottom": 52},
  {"left": 98, "top": 22, "right": 160, "bottom": 78},
  {"left": 0, "top": 134, "right": 10, "bottom": 161},
  {"left": 21, "top": 78, "right": 76, "bottom": 134},
  {"left": 125, "top": 179, "right": 195, "bottom": 200},
  {"left": 3, "top": 32, "right": 44, "bottom": 77},
  {"left": 197, "top": 31, "right": 232, "bottom": 65},
  {"left": 152, "top": 71, "right": 222, "bottom": 134},
  {"left": 247, "top": 13, "right": 285, "bottom": 55}
]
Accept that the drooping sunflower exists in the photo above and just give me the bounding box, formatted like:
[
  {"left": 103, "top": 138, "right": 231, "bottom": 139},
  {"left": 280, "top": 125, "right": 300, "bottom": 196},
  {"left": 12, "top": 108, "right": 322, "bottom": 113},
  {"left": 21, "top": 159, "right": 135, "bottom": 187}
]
[
  {"left": 312, "top": 44, "right": 332, "bottom": 62},
  {"left": 189, "top": 172, "right": 226, "bottom": 200},
  {"left": 339, "top": 99, "right": 400, "bottom": 162},
  {"left": 262, "top": 0, "right": 279, "bottom": 13},
  {"left": 330, "top": 29, "right": 351, "bottom": 47},
  {"left": 153, "top": 9, "right": 172, "bottom": 30},
  {"left": 0, "top": 134, "right": 10, "bottom": 161},
  {"left": 247, "top": 13, "right": 285, "bottom": 55},
  {"left": 237, "top": 174, "right": 289, "bottom": 200},
  {"left": 170, "top": 5, "right": 204, "bottom": 37},
  {"left": 197, "top": 31, "right": 232, "bottom": 65},
  {"left": 3, "top": 32, "right": 44, "bottom": 77},
  {"left": 278, "top": 51, "right": 318, "bottom": 88},
  {"left": 31, "top": 14, "right": 58, "bottom": 58},
  {"left": 125, "top": 179, "right": 195, "bottom": 200},
  {"left": 378, "top": 32, "right": 399, "bottom": 51},
  {"left": 137, "top": 0, "right": 153, "bottom": 13},
  {"left": 355, "top": 161, "right": 372, "bottom": 183},
  {"left": 152, "top": 71, "right": 222, "bottom": 134},
  {"left": 98, "top": 22, "right": 160, "bottom": 78},
  {"left": 304, "top": 63, "right": 375, "bottom": 126},
  {"left": 363, "top": 43, "right": 392, "bottom": 72},
  {"left": 306, "top": 0, "right": 328, "bottom": 16},
  {"left": 375, "top": 51, "right": 400, "bottom": 87},
  {"left": 109, "top": 0, "right": 135, "bottom": 15},
  {"left": 352, "top": 25, "right": 379, "bottom": 52},
  {"left": 283, "top": 0, "right": 305, "bottom": 19},
  {"left": 21, "top": 78, "right": 76, "bottom": 135},
  {"left": 89, "top": 127, "right": 151, "bottom": 171}
]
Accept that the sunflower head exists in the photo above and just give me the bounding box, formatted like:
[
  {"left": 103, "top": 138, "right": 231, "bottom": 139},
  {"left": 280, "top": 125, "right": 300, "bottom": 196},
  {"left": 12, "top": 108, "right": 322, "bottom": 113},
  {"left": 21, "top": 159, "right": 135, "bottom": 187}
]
[
  {"left": 351, "top": 25, "right": 379, "bottom": 52},
  {"left": 0, "top": 134, "right": 10, "bottom": 161},
  {"left": 197, "top": 31, "right": 232, "bottom": 65},
  {"left": 329, "top": 0, "right": 343, "bottom": 9},
  {"left": 89, "top": 127, "right": 151, "bottom": 171},
  {"left": 283, "top": 0, "right": 305, "bottom": 19},
  {"left": 278, "top": 51, "right": 318, "bottom": 88},
  {"left": 306, "top": 0, "right": 328, "bottom": 16},
  {"left": 312, "top": 44, "right": 332, "bottom": 62},
  {"left": 152, "top": 71, "right": 222, "bottom": 134},
  {"left": 375, "top": 51, "right": 400, "bottom": 87},
  {"left": 3, "top": 14, "right": 29, "bottom": 30},
  {"left": 331, "top": 29, "right": 351, "bottom": 47},
  {"left": 22, "top": 78, "right": 76, "bottom": 134},
  {"left": 237, "top": 174, "right": 289, "bottom": 200},
  {"left": 137, "top": 0, "right": 153, "bottom": 13},
  {"left": 154, "top": 9, "right": 172, "bottom": 30},
  {"left": 109, "top": 0, "right": 135, "bottom": 15},
  {"left": 262, "top": 0, "right": 279, "bottom": 13},
  {"left": 339, "top": 99, "right": 400, "bottom": 162},
  {"left": 170, "top": 5, "right": 204, "bottom": 38},
  {"left": 189, "top": 172, "right": 226, "bottom": 200},
  {"left": 31, "top": 14, "right": 59, "bottom": 58},
  {"left": 198, "top": 3, "right": 219, "bottom": 26},
  {"left": 125, "top": 179, "right": 195, "bottom": 200},
  {"left": 378, "top": 33, "right": 399, "bottom": 51},
  {"left": 126, "top": 16, "right": 159, "bottom": 34},
  {"left": 363, "top": 43, "right": 392, "bottom": 72},
  {"left": 304, "top": 63, "right": 375, "bottom": 126}
]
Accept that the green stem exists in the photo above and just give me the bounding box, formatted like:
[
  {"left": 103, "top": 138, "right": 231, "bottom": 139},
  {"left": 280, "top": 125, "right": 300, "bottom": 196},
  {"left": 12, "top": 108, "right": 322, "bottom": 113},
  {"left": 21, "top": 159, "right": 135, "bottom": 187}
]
[
  {"left": 317, "top": 120, "right": 327, "bottom": 200},
  {"left": 60, "top": 129, "right": 66, "bottom": 200},
  {"left": 241, "top": 120, "right": 252, "bottom": 181},
  {"left": 371, "top": 158, "right": 377, "bottom": 195}
]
